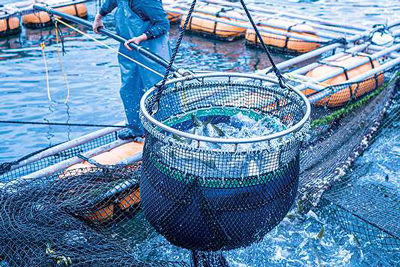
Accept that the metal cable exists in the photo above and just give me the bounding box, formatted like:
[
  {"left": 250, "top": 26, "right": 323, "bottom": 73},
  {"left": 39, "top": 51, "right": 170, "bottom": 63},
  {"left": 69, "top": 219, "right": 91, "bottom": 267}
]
[{"left": 239, "top": 0, "right": 287, "bottom": 88}]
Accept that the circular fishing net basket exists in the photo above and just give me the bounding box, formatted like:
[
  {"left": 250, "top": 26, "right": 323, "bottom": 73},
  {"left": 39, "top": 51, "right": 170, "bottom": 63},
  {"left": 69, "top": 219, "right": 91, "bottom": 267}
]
[{"left": 140, "top": 73, "right": 311, "bottom": 251}]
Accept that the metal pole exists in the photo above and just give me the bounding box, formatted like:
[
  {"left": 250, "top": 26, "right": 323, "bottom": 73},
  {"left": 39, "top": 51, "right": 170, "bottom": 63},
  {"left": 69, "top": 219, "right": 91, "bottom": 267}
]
[
  {"left": 195, "top": 0, "right": 369, "bottom": 31},
  {"left": 8, "top": 122, "right": 125, "bottom": 172},
  {"left": 345, "top": 57, "right": 400, "bottom": 83},
  {"left": 388, "top": 20, "right": 400, "bottom": 29},
  {"left": 19, "top": 140, "right": 132, "bottom": 180},
  {"left": 0, "top": 139, "right": 131, "bottom": 187},
  {"left": 294, "top": 44, "right": 400, "bottom": 91},
  {"left": 166, "top": 6, "right": 346, "bottom": 40},
  {"left": 290, "top": 43, "right": 371, "bottom": 75},
  {"left": 257, "top": 31, "right": 370, "bottom": 74},
  {"left": 368, "top": 45, "right": 400, "bottom": 59},
  {"left": 171, "top": 0, "right": 364, "bottom": 36},
  {"left": 33, "top": 4, "right": 179, "bottom": 73}
]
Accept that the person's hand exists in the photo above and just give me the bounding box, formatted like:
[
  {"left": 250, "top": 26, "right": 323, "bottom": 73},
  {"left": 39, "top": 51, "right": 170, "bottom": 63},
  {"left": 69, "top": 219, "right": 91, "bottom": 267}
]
[
  {"left": 124, "top": 34, "right": 148, "bottom": 50},
  {"left": 93, "top": 14, "right": 104, "bottom": 34}
]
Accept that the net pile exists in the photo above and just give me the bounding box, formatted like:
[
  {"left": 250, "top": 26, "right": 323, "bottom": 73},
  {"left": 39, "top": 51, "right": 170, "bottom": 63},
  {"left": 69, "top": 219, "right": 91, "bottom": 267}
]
[
  {"left": 140, "top": 73, "right": 310, "bottom": 251},
  {"left": 0, "top": 166, "right": 187, "bottom": 267}
]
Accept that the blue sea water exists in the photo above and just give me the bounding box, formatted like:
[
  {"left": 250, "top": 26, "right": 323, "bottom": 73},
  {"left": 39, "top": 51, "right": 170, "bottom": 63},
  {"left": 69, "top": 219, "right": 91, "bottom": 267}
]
[{"left": 0, "top": 0, "right": 399, "bottom": 266}]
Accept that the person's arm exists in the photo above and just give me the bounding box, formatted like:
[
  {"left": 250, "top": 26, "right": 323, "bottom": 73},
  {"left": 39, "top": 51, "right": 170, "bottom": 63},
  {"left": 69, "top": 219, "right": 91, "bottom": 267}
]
[
  {"left": 93, "top": 0, "right": 118, "bottom": 33},
  {"left": 124, "top": 0, "right": 169, "bottom": 50},
  {"left": 99, "top": 0, "right": 118, "bottom": 17},
  {"left": 141, "top": 0, "right": 170, "bottom": 40}
]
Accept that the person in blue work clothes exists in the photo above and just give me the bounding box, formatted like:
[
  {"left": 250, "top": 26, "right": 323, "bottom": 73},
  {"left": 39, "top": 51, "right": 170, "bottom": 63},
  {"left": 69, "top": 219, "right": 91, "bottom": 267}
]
[{"left": 93, "top": 0, "right": 171, "bottom": 140}]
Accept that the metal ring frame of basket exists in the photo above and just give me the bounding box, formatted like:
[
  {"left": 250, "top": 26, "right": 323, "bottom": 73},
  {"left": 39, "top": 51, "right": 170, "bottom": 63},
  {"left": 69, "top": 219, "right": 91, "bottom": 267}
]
[{"left": 140, "top": 73, "right": 311, "bottom": 145}]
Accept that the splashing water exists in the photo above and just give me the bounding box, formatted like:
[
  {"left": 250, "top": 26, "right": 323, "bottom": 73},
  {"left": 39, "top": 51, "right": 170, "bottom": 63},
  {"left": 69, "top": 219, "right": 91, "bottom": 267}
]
[
  {"left": 166, "top": 108, "right": 288, "bottom": 151},
  {"left": 121, "top": 207, "right": 399, "bottom": 267}
]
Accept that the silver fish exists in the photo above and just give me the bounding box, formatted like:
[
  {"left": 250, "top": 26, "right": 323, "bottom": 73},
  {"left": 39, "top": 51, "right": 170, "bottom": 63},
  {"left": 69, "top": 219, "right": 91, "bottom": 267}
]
[
  {"left": 317, "top": 226, "right": 325, "bottom": 240},
  {"left": 191, "top": 114, "right": 203, "bottom": 127}
]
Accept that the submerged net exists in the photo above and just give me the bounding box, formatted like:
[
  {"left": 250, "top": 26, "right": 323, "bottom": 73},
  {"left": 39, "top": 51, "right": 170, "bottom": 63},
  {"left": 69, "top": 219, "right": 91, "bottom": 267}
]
[
  {"left": 297, "top": 69, "right": 399, "bottom": 209},
  {"left": 320, "top": 85, "right": 400, "bottom": 251}
]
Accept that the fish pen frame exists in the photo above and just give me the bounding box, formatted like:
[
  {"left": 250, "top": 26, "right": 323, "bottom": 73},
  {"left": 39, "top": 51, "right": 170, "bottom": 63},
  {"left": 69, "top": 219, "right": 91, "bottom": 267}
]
[{"left": 141, "top": 73, "right": 311, "bottom": 146}]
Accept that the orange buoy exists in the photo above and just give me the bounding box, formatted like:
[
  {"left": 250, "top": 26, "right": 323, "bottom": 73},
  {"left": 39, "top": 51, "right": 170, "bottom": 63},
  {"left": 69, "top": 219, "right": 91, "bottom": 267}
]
[
  {"left": 163, "top": 0, "right": 181, "bottom": 23},
  {"left": 82, "top": 204, "right": 115, "bottom": 223},
  {"left": 0, "top": 16, "right": 21, "bottom": 37},
  {"left": 305, "top": 55, "right": 385, "bottom": 107},
  {"left": 245, "top": 19, "right": 320, "bottom": 53},
  {"left": 118, "top": 188, "right": 141, "bottom": 210},
  {"left": 22, "top": 3, "right": 87, "bottom": 28},
  {"left": 64, "top": 141, "right": 144, "bottom": 173},
  {"left": 181, "top": 4, "right": 246, "bottom": 40},
  {"left": 62, "top": 141, "right": 144, "bottom": 223}
]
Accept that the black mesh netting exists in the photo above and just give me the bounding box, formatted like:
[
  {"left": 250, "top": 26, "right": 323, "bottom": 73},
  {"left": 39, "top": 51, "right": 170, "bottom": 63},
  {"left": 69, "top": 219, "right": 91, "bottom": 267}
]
[
  {"left": 0, "top": 72, "right": 399, "bottom": 265},
  {"left": 298, "top": 70, "right": 399, "bottom": 208},
  {"left": 140, "top": 74, "right": 310, "bottom": 251},
  {"left": 0, "top": 165, "right": 187, "bottom": 267}
]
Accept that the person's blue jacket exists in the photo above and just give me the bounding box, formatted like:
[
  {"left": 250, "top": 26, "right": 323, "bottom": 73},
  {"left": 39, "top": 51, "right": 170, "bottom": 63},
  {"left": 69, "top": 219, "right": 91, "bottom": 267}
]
[{"left": 99, "top": 0, "right": 170, "bottom": 40}]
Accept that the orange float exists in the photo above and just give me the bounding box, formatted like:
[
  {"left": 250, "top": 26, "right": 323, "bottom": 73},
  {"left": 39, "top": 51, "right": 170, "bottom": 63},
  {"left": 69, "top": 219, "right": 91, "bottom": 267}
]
[
  {"left": 0, "top": 16, "right": 21, "bottom": 37},
  {"left": 62, "top": 141, "right": 144, "bottom": 223},
  {"left": 163, "top": 0, "right": 181, "bottom": 23},
  {"left": 245, "top": 19, "right": 320, "bottom": 53},
  {"left": 181, "top": 4, "right": 246, "bottom": 40},
  {"left": 304, "top": 55, "right": 385, "bottom": 107},
  {"left": 22, "top": 3, "right": 87, "bottom": 28},
  {"left": 82, "top": 204, "right": 115, "bottom": 223}
]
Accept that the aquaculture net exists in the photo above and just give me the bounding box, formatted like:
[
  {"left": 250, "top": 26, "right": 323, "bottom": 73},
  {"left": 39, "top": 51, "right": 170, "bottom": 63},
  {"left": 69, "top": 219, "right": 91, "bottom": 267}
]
[
  {"left": 297, "top": 70, "right": 400, "bottom": 252},
  {"left": 140, "top": 73, "right": 310, "bottom": 251},
  {"left": 320, "top": 86, "right": 400, "bottom": 251},
  {"left": 0, "top": 73, "right": 397, "bottom": 265},
  {"left": 298, "top": 69, "right": 399, "bottom": 206},
  {"left": 0, "top": 165, "right": 188, "bottom": 267}
]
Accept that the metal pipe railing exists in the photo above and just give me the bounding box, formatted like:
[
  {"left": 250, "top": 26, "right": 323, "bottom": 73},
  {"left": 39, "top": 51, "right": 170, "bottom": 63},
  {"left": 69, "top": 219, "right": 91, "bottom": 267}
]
[
  {"left": 166, "top": 5, "right": 349, "bottom": 40},
  {"left": 195, "top": 0, "right": 370, "bottom": 31},
  {"left": 257, "top": 31, "right": 370, "bottom": 74},
  {"left": 291, "top": 43, "right": 371, "bottom": 75},
  {"left": 294, "top": 44, "right": 400, "bottom": 91},
  {"left": 308, "top": 56, "right": 400, "bottom": 103},
  {"left": 7, "top": 122, "right": 124, "bottom": 172}
]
